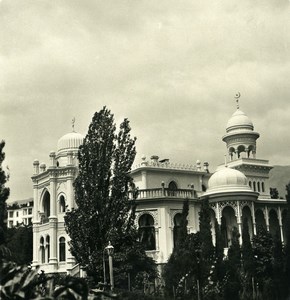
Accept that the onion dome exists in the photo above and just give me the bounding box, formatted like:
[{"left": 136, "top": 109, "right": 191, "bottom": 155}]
[
  {"left": 204, "top": 167, "right": 253, "bottom": 195},
  {"left": 226, "top": 109, "right": 254, "bottom": 133},
  {"left": 57, "top": 131, "right": 84, "bottom": 154}
]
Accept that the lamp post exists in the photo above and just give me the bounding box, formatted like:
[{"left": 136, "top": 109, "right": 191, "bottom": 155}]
[
  {"left": 103, "top": 249, "right": 107, "bottom": 287},
  {"left": 105, "top": 241, "right": 114, "bottom": 291}
]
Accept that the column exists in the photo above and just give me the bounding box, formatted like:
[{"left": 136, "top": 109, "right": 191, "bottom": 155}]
[
  {"left": 141, "top": 171, "right": 147, "bottom": 189},
  {"left": 155, "top": 227, "right": 159, "bottom": 250},
  {"left": 49, "top": 178, "right": 58, "bottom": 268},
  {"left": 49, "top": 178, "right": 57, "bottom": 218},
  {"left": 67, "top": 171, "right": 75, "bottom": 210},
  {"left": 216, "top": 203, "right": 221, "bottom": 225},
  {"left": 32, "top": 225, "right": 39, "bottom": 266},
  {"left": 49, "top": 218, "right": 58, "bottom": 268},
  {"left": 278, "top": 207, "right": 284, "bottom": 243},
  {"left": 237, "top": 203, "right": 242, "bottom": 245},
  {"left": 251, "top": 202, "right": 257, "bottom": 235},
  {"left": 265, "top": 206, "right": 270, "bottom": 231}
]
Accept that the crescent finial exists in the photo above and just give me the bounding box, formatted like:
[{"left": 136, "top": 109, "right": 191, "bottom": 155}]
[
  {"left": 234, "top": 92, "right": 241, "bottom": 109},
  {"left": 72, "top": 117, "right": 76, "bottom": 132}
]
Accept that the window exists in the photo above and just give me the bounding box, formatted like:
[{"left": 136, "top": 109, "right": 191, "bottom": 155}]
[
  {"left": 257, "top": 182, "right": 260, "bottom": 192},
  {"left": 59, "top": 195, "right": 66, "bottom": 213},
  {"left": 46, "top": 236, "right": 50, "bottom": 262},
  {"left": 173, "top": 213, "right": 183, "bottom": 248},
  {"left": 23, "top": 209, "right": 27, "bottom": 215},
  {"left": 28, "top": 208, "right": 32, "bottom": 215},
  {"left": 9, "top": 211, "right": 13, "bottom": 218},
  {"left": 262, "top": 182, "right": 265, "bottom": 193},
  {"left": 249, "top": 181, "right": 252, "bottom": 188},
  {"left": 59, "top": 237, "right": 66, "bottom": 262},
  {"left": 253, "top": 181, "right": 256, "bottom": 192},
  {"left": 16, "top": 212, "right": 19, "bottom": 217},
  {"left": 9, "top": 221, "right": 13, "bottom": 227},
  {"left": 168, "top": 181, "right": 178, "bottom": 196},
  {"left": 138, "top": 214, "right": 156, "bottom": 250},
  {"left": 40, "top": 237, "right": 45, "bottom": 263}
]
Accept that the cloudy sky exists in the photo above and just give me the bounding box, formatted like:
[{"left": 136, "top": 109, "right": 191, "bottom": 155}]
[{"left": 1, "top": 0, "right": 289, "bottom": 201}]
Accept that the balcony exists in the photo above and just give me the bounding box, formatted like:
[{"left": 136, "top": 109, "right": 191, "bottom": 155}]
[{"left": 135, "top": 188, "right": 196, "bottom": 200}]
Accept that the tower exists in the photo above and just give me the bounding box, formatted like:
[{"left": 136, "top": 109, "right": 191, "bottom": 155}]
[
  {"left": 32, "top": 129, "right": 84, "bottom": 274},
  {"left": 222, "top": 94, "right": 272, "bottom": 199}
]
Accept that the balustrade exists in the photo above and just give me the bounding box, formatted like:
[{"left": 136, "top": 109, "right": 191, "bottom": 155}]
[{"left": 131, "top": 188, "right": 196, "bottom": 199}]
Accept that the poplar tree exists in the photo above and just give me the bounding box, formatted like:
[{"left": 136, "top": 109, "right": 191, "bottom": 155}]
[
  {"left": 224, "top": 227, "right": 241, "bottom": 300},
  {"left": 0, "top": 141, "right": 10, "bottom": 260},
  {"left": 284, "top": 183, "right": 290, "bottom": 297},
  {"left": 198, "top": 197, "right": 214, "bottom": 298},
  {"left": 65, "top": 107, "right": 156, "bottom": 288}
]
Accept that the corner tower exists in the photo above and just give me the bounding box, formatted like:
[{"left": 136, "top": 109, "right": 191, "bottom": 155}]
[
  {"left": 222, "top": 94, "right": 272, "bottom": 199},
  {"left": 222, "top": 93, "right": 260, "bottom": 160}
]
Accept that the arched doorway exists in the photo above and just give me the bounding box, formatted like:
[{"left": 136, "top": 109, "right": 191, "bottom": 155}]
[
  {"left": 242, "top": 206, "right": 254, "bottom": 239},
  {"left": 221, "top": 206, "right": 238, "bottom": 248},
  {"left": 255, "top": 209, "right": 266, "bottom": 230},
  {"left": 269, "top": 209, "right": 280, "bottom": 238}
]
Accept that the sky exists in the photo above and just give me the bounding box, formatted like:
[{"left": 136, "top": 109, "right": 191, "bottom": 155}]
[{"left": 0, "top": 0, "right": 290, "bottom": 202}]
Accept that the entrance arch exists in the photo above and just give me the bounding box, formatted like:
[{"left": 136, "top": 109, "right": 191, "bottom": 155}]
[{"left": 221, "top": 206, "right": 237, "bottom": 247}]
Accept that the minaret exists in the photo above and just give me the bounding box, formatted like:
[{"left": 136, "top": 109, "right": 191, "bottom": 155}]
[{"left": 222, "top": 93, "right": 260, "bottom": 161}]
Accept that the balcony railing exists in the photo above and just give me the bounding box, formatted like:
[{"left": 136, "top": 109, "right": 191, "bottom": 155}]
[{"left": 135, "top": 188, "right": 196, "bottom": 199}]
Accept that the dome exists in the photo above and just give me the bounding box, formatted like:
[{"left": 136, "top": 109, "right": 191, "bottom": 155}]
[
  {"left": 57, "top": 131, "right": 84, "bottom": 153},
  {"left": 205, "top": 167, "right": 253, "bottom": 195},
  {"left": 226, "top": 109, "right": 253, "bottom": 133}
]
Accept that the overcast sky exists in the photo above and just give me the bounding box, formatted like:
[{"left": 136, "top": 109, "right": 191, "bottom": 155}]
[{"left": 1, "top": 0, "right": 290, "bottom": 202}]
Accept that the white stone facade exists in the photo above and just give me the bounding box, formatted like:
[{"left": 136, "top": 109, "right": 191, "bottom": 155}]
[{"left": 32, "top": 105, "right": 288, "bottom": 274}]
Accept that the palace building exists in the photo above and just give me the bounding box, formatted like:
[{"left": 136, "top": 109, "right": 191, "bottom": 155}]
[{"left": 31, "top": 101, "right": 288, "bottom": 274}]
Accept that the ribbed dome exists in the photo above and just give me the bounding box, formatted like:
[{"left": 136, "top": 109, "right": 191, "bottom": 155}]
[
  {"left": 205, "top": 167, "right": 253, "bottom": 195},
  {"left": 226, "top": 109, "right": 253, "bottom": 133},
  {"left": 57, "top": 132, "right": 84, "bottom": 153}
]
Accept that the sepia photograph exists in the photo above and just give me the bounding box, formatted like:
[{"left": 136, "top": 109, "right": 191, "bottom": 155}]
[{"left": 1, "top": 1, "right": 290, "bottom": 299}]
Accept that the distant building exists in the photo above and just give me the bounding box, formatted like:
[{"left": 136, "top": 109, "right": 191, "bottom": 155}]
[
  {"left": 7, "top": 198, "right": 34, "bottom": 228},
  {"left": 32, "top": 101, "right": 288, "bottom": 275}
]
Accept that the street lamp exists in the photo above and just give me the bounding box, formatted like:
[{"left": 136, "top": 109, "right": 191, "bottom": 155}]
[{"left": 105, "top": 241, "right": 114, "bottom": 291}]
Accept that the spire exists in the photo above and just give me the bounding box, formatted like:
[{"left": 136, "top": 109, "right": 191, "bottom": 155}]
[
  {"left": 235, "top": 92, "right": 241, "bottom": 109},
  {"left": 72, "top": 117, "right": 76, "bottom": 132}
]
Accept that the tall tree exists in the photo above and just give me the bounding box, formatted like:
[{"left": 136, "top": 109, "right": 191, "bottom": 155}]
[
  {"left": 252, "top": 226, "right": 273, "bottom": 299},
  {"left": 6, "top": 225, "right": 33, "bottom": 265},
  {"left": 272, "top": 231, "right": 286, "bottom": 300},
  {"left": 0, "top": 141, "right": 10, "bottom": 260},
  {"left": 284, "top": 183, "right": 290, "bottom": 297},
  {"left": 224, "top": 227, "right": 241, "bottom": 300},
  {"left": 240, "top": 217, "right": 254, "bottom": 300},
  {"left": 65, "top": 107, "right": 156, "bottom": 288},
  {"left": 198, "top": 197, "right": 214, "bottom": 299},
  {"left": 270, "top": 187, "right": 279, "bottom": 199}
]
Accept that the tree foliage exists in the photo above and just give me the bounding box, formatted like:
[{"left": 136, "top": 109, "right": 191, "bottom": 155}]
[
  {"left": 6, "top": 225, "right": 33, "bottom": 265},
  {"left": 65, "top": 107, "right": 156, "bottom": 289},
  {"left": 0, "top": 141, "right": 10, "bottom": 260}
]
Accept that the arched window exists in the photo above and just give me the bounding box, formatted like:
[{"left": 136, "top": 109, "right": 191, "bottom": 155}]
[
  {"left": 40, "top": 237, "right": 45, "bottom": 263},
  {"left": 59, "top": 237, "right": 66, "bottom": 262},
  {"left": 249, "top": 181, "right": 252, "bottom": 188},
  {"left": 173, "top": 213, "right": 183, "bottom": 248},
  {"left": 253, "top": 181, "right": 256, "bottom": 192},
  {"left": 59, "top": 195, "right": 66, "bottom": 213},
  {"left": 46, "top": 235, "right": 50, "bottom": 262},
  {"left": 168, "top": 181, "right": 178, "bottom": 196},
  {"left": 257, "top": 182, "right": 260, "bottom": 192},
  {"left": 43, "top": 191, "right": 50, "bottom": 222},
  {"left": 138, "top": 214, "right": 156, "bottom": 250},
  {"left": 261, "top": 182, "right": 265, "bottom": 193}
]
